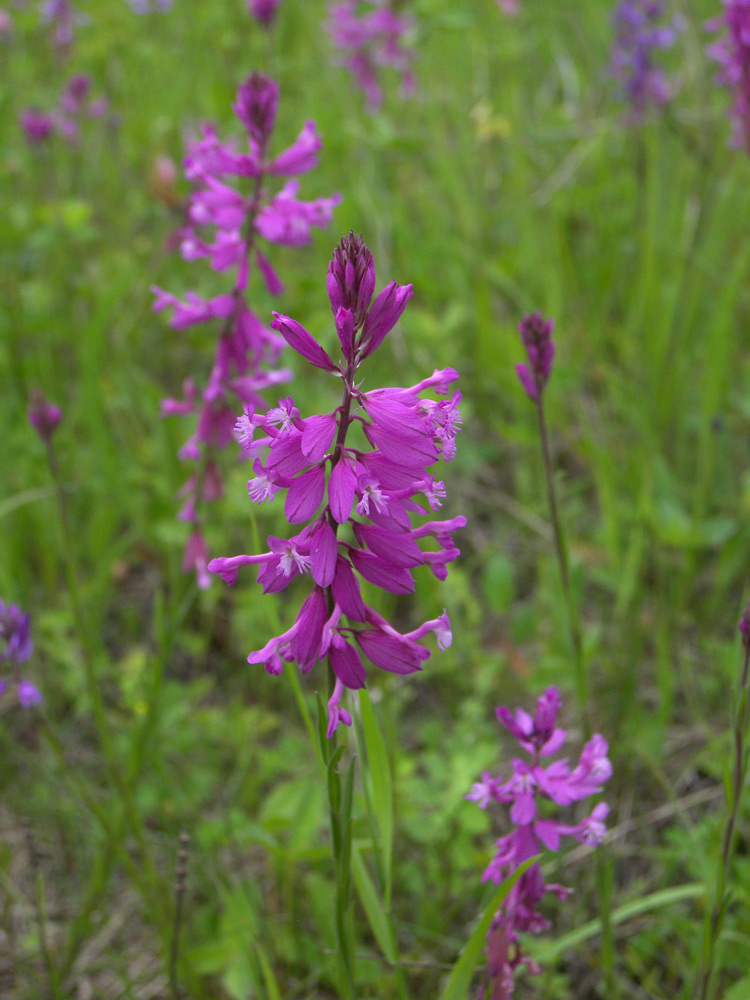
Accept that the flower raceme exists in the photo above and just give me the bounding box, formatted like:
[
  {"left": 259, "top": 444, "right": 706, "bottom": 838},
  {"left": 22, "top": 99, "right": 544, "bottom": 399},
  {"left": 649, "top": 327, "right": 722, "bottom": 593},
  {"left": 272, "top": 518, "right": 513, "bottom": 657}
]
[
  {"left": 708, "top": 0, "right": 750, "bottom": 155},
  {"left": 326, "top": 0, "right": 416, "bottom": 112},
  {"left": 209, "top": 233, "right": 464, "bottom": 736},
  {"left": 0, "top": 600, "right": 42, "bottom": 708},
  {"left": 153, "top": 72, "right": 340, "bottom": 586},
  {"left": 610, "top": 0, "right": 681, "bottom": 118},
  {"left": 467, "top": 687, "right": 611, "bottom": 996}
]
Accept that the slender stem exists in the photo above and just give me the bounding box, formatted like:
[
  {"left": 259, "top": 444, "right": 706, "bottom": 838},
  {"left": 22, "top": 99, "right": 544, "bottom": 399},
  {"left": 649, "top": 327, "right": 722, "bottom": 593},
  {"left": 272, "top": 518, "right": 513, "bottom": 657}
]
[
  {"left": 321, "top": 359, "right": 358, "bottom": 999},
  {"left": 534, "top": 397, "right": 615, "bottom": 993},
  {"left": 535, "top": 400, "right": 588, "bottom": 734},
  {"left": 696, "top": 642, "right": 750, "bottom": 1000}
]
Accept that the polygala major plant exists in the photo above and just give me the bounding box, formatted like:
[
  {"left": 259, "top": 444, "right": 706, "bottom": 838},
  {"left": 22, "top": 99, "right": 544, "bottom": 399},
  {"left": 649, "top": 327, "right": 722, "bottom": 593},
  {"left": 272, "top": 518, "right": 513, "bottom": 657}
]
[
  {"left": 209, "top": 232, "right": 464, "bottom": 736},
  {"left": 707, "top": 0, "right": 750, "bottom": 155},
  {"left": 326, "top": 0, "right": 416, "bottom": 112},
  {"left": 153, "top": 72, "right": 340, "bottom": 587},
  {"left": 468, "top": 687, "right": 611, "bottom": 997},
  {"left": 610, "top": 0, "right": 681, "bottom": 118}
]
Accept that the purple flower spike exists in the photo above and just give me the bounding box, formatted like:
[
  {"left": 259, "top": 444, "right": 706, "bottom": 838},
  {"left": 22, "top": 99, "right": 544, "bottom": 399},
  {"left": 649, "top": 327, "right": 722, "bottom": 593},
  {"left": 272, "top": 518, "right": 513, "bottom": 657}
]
[
  {"left": 248, "top": 0, "right": 281, "bottom": 27},
  {"left": 708, "top": 1, "right": 750, "bottom": 155},
  {"left": 211, "top": 235, "right": 464, "bottom": 735},
  {"left": 28, "top": 389, "right": 62, "bottom": 442},
  {"left": 154, "top": 72, "right": 340, "bottom": 587},
  {"left": 0, "top": 599, "right": 41, "bottom": 709},
  {"left": 516, "top": 311, "right": 556, "bottom": 402},
  {"left": 327, "top": 0, "right": 417, "bottom": 112},
  {"left": 610, "top": 0, "right": 681, "bottom": 119},
  {"left": 468, "top": 687, "right": 611, "bottom": 996}
]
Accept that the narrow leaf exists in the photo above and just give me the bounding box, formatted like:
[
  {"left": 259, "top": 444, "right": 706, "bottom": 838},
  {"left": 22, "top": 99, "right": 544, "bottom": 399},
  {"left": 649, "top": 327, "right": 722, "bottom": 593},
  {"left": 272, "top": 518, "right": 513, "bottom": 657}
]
[
  {"left": 352, "top": 844, "right": 397, "bottom": 964},
  {"left": 440, "top": 858, "right": 538, "bottom": 1000},
  {"left": 359, "top": 689, "right": 394, "bottom": 897}
]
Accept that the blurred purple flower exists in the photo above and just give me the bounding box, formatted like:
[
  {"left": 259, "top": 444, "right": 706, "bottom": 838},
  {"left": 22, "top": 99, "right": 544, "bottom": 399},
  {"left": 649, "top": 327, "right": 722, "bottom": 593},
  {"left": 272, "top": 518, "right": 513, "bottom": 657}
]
[
  {"left": 19, "top": 109, "right": 56, "bottom": 143},
  {"left": 209, "top": 233, "right": 463, "bottom": 736},
  {"left": 496, "top": 0, "right": 519, "bottom": 13},
  {"left": 708, "top": 0, "right": 750, "bottom": 154},
  {"left": 467, "top": 687, "right": 611, "bottom": 996},
  {"left": 28, "top": 389, "right": 62, "bottom": 442},
  {"left": 20, "top": 73, "right": 108, "bottom": 145},
  {"left": 153, "top": 72, "right": 340, "bottom": 587},
  {"left": 248, "top": 0, "right": 280, "bottom": 27},
  {"left": 0, "top": 9, "right": 13, "bottom": 35},
  {"left": 0, "top": 600, "right": 42, "bottom": 708},
  {"left": 515, "top": 311, "right": 555, "bottom": 402},
  {"left": 327, "top": 0, "right": 416, "bottom": 111},
  {"left": 40, "top": 0, "right": 86, "bottom": 52},
  {"left": 610, "top": 0, "right": 681, "bottom": 117}
]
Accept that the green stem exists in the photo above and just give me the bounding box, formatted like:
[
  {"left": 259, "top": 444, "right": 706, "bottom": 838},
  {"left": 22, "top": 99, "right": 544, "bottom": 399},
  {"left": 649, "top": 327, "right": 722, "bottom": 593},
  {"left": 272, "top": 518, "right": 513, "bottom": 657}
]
[
  {"left": 695, "top": 642, "right": 750, "bottom": 1000},
  {"left": 535, "top": 397, "right": 615, "bottom": 993}
]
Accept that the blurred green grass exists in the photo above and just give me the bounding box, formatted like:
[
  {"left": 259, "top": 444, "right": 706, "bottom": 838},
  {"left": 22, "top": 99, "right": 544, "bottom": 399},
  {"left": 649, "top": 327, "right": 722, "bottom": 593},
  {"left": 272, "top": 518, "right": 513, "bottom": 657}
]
[{"left": 2, "top": 0, "right": 750, "bottom": 996}]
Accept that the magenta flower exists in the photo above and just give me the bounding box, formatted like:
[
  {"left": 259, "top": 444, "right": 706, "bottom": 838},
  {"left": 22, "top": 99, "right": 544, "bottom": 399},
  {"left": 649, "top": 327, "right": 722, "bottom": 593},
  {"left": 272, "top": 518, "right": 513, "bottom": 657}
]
[
  {"left": 708, "top": 1, "right": 750, "bottom": 155},
  {"left": 515, "top": 311, "right": 555, "bottom": 402},
  {"left": 209, "top": 233, "right": 463, "bottom": 735},
  {"left": 248, "top": 0, "right": 281, "bottom": 27},
  {"left": 28, "top": 389, "right": 62, "bottom": 443},
  {"left": 467, "top": 687, "right": 611, "bottom": 996},
  {"left": 0, "top": 600, "right": 42, "bottom": 708},
  {"left": 610, "top": 0, "right": 681, "bottom": 118},
  {"left": 153, "top": 73, "right": 341, "bottom": 587},
  {"left": 326, "top": 0, "right": 416, "bottom": 111},
  {"left": 40, "top": 0, "right": 85, "bottom": 52}
]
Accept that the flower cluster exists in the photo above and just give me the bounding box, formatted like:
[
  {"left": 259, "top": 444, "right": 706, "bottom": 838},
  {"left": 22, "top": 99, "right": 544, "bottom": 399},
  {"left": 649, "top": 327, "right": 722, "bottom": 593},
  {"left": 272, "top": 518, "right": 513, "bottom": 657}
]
[
  {"left": 209, "top": 233, "right": 463, "bottom": 736},
  {"left": 515, "top": 311, "right": 555, "bottom": 402},
  {"left": 326, "top": 0, "right": 416, "bottom": 111},
  {"left": 708, "top": 1, "right": 750, "bottom": 155},
  {"left": 40, "top": 0, "right": 84, "bottom": 53},
  {"left": 0, "top": 601, "right": 42, "bottom": 708},
  {"left": 248, "top": 0, "right": 281, "bottom": 27},
  {"left": 467, "top": 687, "right": 611, "bottom": 996},
  {"left": 20, "top": 74, "right": 108, "bottom": 145},
  {"left": 153, "top": 72, "right": 341, "bottom": 587},
  {"left": 495, "top": 0, "right": 519, "bottom": 14},
  {"left": 610, "top": 0, "right": 681, "bottom": 117}
]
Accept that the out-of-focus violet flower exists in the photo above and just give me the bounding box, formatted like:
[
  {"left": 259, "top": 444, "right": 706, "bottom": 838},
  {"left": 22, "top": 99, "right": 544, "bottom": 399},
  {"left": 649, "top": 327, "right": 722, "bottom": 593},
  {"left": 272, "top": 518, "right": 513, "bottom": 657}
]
[
  {"left": 0, "top": 9, "right": 13, "bottom": 35},
  {"left": 209, "top": 233, "right": 463, "bottom": 736},
  {"left": 496, "top": 0, "right": 519, "bottom": 13},
  {"left": 40, "top": 0, "right": 86, "bottom": 52},
  {"left": 0, "top": 600, "right": 42, "bottom": 708},
  {"left": 610, "top": 0, "right": 681, "bottom": 118},
  {"left": 153, "top": 72, "right": 340, "bottom": 587},
  {"left": 515, "top": 311, "right": 555, "bottom": 402},
  {"left": 28, "top": 390, "right": 62, "bottom": 442},
  {"left": 248, "top": 0, "right": 281, "bottom": 27},
  {"left": 20, "top": 73, "right": 108, "bottom": 146},
  {"left": 467, "top": 687, "right": 611, "bottom": 997},
  {"left": 327, "top": 0, "right": 416, "bottom": 111},
  {"left": 708, "top": 1, "right": 750, "bottom": 155}
]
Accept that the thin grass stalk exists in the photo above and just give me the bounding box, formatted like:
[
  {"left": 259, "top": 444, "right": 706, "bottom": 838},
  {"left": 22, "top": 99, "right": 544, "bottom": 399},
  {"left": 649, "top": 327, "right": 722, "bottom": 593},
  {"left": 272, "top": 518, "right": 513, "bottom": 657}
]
[
  {"left": 695, "top": 634, "right": 750, "bottom": 1000},
  {"left": 534, "top": 394, "right": 615, "bottom": 995}
]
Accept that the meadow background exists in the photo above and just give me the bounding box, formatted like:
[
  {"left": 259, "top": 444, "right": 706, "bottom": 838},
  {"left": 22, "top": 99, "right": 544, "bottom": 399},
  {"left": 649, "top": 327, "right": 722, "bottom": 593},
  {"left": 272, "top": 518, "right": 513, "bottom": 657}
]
[{"left": 2, "top": 0, "right": 750, "bottom": 997}]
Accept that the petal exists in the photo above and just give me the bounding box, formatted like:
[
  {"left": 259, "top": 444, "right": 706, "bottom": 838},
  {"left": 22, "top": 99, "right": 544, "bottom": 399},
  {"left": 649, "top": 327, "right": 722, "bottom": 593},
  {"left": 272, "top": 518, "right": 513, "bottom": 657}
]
[
  {"left": 271, "top": 312, "right": 338, "bottom": 372},
  {"left": 310, "top": 519, "right": 338, "bottom": 587},
  {"left": 285, "top": 465, "right": 325, "bottom": 523},
  {"left": 329, "top": 458, "right": 357, "bottom": 524}
]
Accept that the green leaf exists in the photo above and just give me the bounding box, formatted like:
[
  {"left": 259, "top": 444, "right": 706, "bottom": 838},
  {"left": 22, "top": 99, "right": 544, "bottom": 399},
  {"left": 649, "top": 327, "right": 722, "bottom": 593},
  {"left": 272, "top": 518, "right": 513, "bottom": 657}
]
[
  {"left": 359, "top": 689, "right": 394, "bottom": 897},
  {"left": 440, "top": 858, "right": 537, "bottom": 1000},
  {"left": 531, "top": 883, "right": 704, "bottom": 963},
  {"left": 352, "top": 844, "right": 397, "bottom": 965},
  {"left": 254, "top": 943, "right": 282, "bottom": 1000}
]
